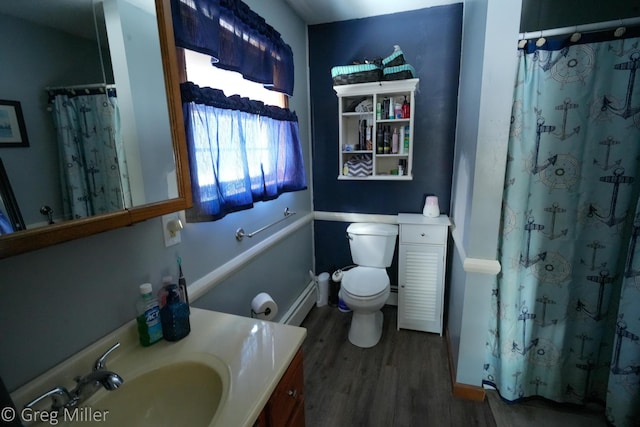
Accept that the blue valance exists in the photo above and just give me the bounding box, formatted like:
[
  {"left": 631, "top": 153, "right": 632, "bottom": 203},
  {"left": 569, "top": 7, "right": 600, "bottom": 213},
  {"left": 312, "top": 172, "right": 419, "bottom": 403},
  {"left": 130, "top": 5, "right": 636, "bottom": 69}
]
[
  {"left": 180, "top": 82, "right": 298, "bottom": 121},
  {"left": 171, "top": 0, "right": 295, "bottom": 96}
]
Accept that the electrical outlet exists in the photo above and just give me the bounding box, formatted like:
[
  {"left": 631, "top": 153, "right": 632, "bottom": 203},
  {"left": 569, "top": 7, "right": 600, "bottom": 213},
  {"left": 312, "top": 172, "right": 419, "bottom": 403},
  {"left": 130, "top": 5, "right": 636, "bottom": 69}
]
[{"left": 162, "top": 214, "right": 182, "bottom": 247}]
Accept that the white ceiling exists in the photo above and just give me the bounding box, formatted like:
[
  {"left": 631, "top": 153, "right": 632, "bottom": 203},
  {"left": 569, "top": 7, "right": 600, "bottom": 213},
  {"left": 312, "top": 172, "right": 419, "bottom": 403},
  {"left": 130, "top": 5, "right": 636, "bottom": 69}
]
[
  {"left": 0, "top": 0, "right": 459, "bottom": 40},
  {"left": 0, "top": 0, "right": 155, "bottom": 40},
  {"left": 0, "top": 0, "right": 95, "bottom": 39},
  {"left": 282, "top": 0, "right": 461, "bottom": 25}
]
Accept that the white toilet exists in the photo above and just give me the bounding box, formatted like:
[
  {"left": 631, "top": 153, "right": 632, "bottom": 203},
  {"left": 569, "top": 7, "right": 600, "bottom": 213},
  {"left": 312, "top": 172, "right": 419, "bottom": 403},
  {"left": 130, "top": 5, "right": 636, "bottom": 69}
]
[{"left": 341, "top": 222, "right": 398, "bottom": 348}]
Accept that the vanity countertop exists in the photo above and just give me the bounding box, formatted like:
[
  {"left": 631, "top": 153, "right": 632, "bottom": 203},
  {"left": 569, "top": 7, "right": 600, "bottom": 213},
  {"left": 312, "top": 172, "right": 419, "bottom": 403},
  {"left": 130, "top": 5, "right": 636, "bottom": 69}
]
[{"left": 11, "top": 307, "right": 307, "bottom": 427}]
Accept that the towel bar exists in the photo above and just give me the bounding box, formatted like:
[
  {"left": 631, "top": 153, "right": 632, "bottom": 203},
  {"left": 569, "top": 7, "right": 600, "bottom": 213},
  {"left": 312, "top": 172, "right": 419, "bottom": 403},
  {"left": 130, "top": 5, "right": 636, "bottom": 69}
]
[{"left": 235, "top": 208, "right": 296, "bottom": 241}]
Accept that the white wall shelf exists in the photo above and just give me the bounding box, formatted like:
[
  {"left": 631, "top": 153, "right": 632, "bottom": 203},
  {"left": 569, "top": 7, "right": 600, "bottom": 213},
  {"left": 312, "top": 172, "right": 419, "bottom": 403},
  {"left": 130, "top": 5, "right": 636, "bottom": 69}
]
[{"left": 334, "top": 78, "right": 419, "bottom": 180}]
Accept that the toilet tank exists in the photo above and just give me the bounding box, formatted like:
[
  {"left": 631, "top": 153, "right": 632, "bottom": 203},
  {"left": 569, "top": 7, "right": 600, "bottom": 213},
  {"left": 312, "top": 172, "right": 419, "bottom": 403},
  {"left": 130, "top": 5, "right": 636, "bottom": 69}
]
[{"left": 347, "top": 223, "right": 398, "bottom": 268}]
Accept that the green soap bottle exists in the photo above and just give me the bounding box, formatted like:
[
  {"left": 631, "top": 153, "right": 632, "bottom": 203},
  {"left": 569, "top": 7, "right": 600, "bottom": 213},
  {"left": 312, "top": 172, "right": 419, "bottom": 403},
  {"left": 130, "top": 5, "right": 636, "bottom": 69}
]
[{"left": 136, "top": 283, "right": 163, "bottom": 346}]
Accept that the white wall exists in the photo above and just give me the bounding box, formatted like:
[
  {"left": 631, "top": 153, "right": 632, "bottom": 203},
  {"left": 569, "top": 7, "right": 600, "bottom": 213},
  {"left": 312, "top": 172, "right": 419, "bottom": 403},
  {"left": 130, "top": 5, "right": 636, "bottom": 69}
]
[
  {"left": 0, "top": 14, "right": 104, "bottom": 226},
  {"left": 448, "top": 0, "right": 522, "bottom": 386}
]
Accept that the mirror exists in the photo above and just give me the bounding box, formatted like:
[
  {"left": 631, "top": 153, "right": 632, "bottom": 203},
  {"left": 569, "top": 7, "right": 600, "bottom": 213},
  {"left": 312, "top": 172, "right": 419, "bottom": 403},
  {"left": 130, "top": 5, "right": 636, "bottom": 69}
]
[
  {"left": 0, "top": 158, "right": 26, "bottom": 234},
  {"left": 0, "top": 0, "right": 191, "bottom": 258}
]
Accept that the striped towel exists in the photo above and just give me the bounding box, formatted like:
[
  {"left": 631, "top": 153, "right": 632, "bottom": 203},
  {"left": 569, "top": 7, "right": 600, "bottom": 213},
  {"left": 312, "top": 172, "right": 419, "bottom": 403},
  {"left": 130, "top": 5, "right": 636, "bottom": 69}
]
[{"left": 347, "top": 154, "right": 373, "bottom": 176}]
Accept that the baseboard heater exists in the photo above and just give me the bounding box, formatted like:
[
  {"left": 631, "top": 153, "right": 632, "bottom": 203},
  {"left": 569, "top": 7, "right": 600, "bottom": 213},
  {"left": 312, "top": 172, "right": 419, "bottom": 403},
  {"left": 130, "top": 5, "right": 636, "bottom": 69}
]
[{"left": 279, "top": 280, "right": 317, "bottom": 327}]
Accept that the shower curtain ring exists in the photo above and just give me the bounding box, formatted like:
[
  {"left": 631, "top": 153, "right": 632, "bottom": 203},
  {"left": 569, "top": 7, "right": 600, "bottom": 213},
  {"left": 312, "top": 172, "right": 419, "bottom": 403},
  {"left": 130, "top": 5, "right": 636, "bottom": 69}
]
[
  {"left": 614, "top": 19, "right": 626, "bottom": 38},
  {"left": 570, "top": 26, "right": 582, "bottom": 43}
]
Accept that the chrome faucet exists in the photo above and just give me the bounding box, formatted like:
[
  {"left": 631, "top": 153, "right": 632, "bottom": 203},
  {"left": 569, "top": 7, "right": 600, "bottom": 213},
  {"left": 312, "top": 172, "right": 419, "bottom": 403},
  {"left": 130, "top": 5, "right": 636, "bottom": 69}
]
[
  {"left": 70, "top": 368, "right": 123, "bottom": 404},
  {"left": 25, "top": 342, "right": 124, "bottom": 412}
]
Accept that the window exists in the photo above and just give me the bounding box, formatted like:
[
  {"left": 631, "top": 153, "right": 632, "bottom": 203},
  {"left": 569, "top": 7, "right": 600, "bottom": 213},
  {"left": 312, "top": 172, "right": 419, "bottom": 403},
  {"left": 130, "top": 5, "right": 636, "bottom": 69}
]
[
  {"left": 183, "top": 49, "right": 286, "bottom": 108},
  {"left": 183, "top": 49, "right": 287, "bottom": 192},
  {"left": 172, "top": 0, "right": 306, "bottom": 221}
]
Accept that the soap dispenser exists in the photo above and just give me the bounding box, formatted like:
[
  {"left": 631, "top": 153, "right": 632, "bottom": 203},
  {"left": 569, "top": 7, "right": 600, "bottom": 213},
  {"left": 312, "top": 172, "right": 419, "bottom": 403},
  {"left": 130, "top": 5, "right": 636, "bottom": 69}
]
[{"left": 160, "top": 284, "right": 191, "bottom": 341}]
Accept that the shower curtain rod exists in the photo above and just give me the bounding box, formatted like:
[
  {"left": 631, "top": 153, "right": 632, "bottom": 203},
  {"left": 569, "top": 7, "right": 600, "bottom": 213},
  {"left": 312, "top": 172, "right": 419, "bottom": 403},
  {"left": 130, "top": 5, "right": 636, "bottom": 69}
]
[
  {"left": 519, "top": 16, "right": 640, "bottom": 40},
  {"left": 46, "top": 83, "right": 116, "bottom": 91}
]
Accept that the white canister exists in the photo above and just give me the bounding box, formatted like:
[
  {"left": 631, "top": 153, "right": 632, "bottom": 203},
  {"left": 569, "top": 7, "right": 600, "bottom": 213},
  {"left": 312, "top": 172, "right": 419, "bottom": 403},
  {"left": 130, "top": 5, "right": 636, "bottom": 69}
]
[
  {"left": 422, "top": 196, "right": 440, "bottom": 218},
  {"left": 316, "top": 272, "right": 330, "bottom": 307}
]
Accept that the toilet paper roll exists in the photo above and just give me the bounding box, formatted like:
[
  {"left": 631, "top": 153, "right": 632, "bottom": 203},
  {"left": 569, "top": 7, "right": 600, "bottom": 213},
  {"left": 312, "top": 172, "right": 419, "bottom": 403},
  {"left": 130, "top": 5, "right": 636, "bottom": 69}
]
[{"left": 251, "top": 292, "right": 278, "bottom": 321}]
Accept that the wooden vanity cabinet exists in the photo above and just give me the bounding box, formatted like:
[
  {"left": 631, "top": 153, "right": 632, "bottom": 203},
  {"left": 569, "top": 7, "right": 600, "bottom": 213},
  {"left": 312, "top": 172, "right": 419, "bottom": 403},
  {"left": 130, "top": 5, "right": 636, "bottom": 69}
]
[{"left": 254, "top": 349, "right": 305, "bottom": 427}]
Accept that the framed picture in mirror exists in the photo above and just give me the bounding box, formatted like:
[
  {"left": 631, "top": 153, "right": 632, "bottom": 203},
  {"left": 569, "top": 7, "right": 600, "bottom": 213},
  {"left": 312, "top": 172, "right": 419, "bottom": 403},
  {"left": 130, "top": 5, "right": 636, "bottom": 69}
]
[
  {"left": 0, "top": 158, "right": 25, "bottom": 234},
  {"left": 0, "top": 100, "right": 29, "bottom": 147}
]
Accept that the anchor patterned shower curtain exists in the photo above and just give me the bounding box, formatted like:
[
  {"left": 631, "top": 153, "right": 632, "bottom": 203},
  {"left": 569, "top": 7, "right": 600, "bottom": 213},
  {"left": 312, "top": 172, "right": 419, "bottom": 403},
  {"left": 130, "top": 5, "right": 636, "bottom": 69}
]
[
  {"left": 484, "top": 34, "right": 640, "bottom": 425},
  {"left": 50, "top": 90, "right": 132, "bottom": 220}
]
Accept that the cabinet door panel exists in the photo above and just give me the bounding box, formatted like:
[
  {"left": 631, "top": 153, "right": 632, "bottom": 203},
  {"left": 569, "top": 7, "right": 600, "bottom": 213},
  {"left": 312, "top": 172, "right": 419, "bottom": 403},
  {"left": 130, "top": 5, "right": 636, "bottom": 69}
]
[
  {"left": 268, "top": 349, "right": 305, "bottom": 427},
  {"left": 398, "top": 244, "right": 444, "bottom": 333}
]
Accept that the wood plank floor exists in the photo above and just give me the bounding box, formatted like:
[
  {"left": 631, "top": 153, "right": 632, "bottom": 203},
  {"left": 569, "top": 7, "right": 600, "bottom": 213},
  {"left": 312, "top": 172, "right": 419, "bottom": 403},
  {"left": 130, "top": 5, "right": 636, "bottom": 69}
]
[{"left": 300, "top": 305, "right": 497, "bottom": 427}]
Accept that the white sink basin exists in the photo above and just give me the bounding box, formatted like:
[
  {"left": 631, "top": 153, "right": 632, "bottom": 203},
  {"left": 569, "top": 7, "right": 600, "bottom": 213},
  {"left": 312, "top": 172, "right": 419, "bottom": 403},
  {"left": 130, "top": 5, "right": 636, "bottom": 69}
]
[{"left": 61, "top": 354, "right": 229, "bottom": 427}]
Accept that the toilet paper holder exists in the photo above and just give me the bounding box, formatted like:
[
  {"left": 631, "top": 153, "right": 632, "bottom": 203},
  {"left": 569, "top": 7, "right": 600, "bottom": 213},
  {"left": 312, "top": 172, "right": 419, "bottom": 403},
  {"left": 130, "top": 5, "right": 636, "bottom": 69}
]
[
  {"left": 251, "top": 306, "right": 272, "bottom": 318},
  {"left": 250, "top": 292, "right": 278, "bottom": 320}
]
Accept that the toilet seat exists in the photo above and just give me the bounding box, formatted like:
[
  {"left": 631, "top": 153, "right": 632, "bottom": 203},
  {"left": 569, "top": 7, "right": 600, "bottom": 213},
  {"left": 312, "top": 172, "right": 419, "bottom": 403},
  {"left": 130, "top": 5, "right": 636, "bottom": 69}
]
[{"left": 342, "top": 266, "right": 389, "bottom": 298}]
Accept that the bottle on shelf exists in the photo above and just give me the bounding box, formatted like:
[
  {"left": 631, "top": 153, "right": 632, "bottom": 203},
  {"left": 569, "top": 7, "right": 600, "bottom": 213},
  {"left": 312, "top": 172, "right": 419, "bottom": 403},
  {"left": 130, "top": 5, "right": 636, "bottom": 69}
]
[
  {"left": 388, "top": 97, "right": 395, "bottom": 119},
  {"left": 392, "top": 128, "right": 399, "bottom": 154},
  {"left": 376, "top": 125, "right": 384, "bottom": 154},
  {"left": 359, "top": 119, "right": 367, "bottom": 150},
  {"left": 395, "top": 102, "right": 402, "bottom": 119},
  {"left": 402, "top": 96, "right": 410, "bottom": 118},
  {"left": 404, "top": 126, "right": 410, "bottom": 152},
  {"left": 376, "top": 102, "right": 382, "bottom": 120},
  {"left": 383, "top": 126, "right": 391, "bottom": 154},
  {"left": 366, "top": 125, "right": 373, "bottom": 150},
  {"left": 399, "top": 159, "right": 407, "bottom": 176}
]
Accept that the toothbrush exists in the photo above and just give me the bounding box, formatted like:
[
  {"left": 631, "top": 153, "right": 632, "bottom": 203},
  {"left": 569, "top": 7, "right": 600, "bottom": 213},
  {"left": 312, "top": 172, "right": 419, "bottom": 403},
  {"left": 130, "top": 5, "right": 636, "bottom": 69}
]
[{"left": 177, "top": 257, "right": 190, "bottom": 311}]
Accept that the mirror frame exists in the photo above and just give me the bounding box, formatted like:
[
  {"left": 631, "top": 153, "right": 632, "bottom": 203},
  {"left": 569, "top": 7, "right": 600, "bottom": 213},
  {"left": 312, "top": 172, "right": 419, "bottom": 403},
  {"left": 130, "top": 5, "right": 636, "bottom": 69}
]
[{"left": 0, "top": 0, "right": 192, "bottom": 260}]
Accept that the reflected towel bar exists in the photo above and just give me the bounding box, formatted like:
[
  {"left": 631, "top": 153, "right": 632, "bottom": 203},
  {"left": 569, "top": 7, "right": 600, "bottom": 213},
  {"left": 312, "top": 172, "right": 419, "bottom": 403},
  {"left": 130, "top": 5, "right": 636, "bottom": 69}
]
[{"left": 235, "top": 208, "right": 296, "bottom": 241}]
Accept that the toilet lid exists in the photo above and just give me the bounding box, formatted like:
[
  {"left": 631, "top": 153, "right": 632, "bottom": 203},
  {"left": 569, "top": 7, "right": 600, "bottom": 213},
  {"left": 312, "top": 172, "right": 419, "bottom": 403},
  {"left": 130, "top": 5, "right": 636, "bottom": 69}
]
[{"left": 342, "top": 267, "right": 389, "bottom": 297}]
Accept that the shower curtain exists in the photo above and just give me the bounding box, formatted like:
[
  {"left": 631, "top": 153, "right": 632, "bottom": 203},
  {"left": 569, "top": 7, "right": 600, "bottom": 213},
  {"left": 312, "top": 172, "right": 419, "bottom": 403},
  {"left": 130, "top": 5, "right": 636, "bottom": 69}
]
[
  {"left": 50, "top": 89, "right": 132, "bottom": 220},
  {"left": 484, "top": 32, "right": 640, "bottom": 426}
]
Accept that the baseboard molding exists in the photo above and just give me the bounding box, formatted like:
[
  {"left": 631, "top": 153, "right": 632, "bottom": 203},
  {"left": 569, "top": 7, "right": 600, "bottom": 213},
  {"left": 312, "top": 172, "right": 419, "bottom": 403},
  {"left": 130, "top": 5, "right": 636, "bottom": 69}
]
[
  {"left": 446, "top": 327, "right": 486, "bottom": 402},
  {"left": 452, "top": 382, "right": 486, "bottom": 401},
  {"left": 280, "top": 280, "right": 317, "bottom": 326}
]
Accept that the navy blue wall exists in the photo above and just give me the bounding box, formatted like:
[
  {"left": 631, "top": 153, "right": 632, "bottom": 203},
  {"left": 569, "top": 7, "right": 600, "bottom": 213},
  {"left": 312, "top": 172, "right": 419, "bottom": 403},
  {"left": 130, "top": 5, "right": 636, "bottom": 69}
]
[{"left": 309, "top": 4, "right": 463, "bottom": 276}]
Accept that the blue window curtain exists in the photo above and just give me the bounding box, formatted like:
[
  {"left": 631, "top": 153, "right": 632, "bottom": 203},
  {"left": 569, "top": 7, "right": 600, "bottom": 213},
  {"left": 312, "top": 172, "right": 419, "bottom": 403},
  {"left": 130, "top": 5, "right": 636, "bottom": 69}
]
[
  {"left": 171, "top": 0, "right": 295, "bottom": 96},
  {"left": 181, "top": 82, "right": 306, "bottom": 221}
]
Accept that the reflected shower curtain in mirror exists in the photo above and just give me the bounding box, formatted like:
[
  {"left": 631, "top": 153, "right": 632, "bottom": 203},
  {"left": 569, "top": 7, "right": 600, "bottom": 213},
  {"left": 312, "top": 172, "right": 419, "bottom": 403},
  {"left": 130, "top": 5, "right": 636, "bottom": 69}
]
[
  {"left": 484, "top": 33, "right": 640, "bottom": 426},
  {"left": 49, "top": 89, "right": 132, "bottom": 220}
]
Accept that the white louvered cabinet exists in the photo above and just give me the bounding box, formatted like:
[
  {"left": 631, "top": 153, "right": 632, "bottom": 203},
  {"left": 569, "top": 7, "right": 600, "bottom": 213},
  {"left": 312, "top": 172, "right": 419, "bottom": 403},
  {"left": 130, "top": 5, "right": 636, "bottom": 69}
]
[
  {"left": 333, "top": 78, "right": 418, "bottom": 181},
  {"left": 397, "top": 213, "right": 451, "bottom": 335}
]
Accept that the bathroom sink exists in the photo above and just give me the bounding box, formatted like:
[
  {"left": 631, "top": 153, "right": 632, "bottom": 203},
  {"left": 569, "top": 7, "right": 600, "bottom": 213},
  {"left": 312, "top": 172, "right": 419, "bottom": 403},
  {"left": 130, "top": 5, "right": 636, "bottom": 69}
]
[{"left": 63, "top": 355, "right": 229, "bottom": 427}]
